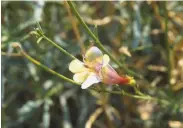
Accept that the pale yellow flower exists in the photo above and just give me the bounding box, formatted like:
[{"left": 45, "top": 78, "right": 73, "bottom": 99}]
[{"left": 69, "top": 46, "right": 135, "bottom": 89}]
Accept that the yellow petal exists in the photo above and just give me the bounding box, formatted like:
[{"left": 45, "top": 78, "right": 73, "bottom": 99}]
[
  {"left": 84, "top": 46, "right": 104, "bottom": 70},
  {"left": 73, "top": 71, "right": 89, "bottom": 83},
  {"left": 69, "top": 59, "right": 87, "bottom": 73},
  {"left": 81, "top": 73, "right": 101, "bottom": 89},
  {"left": 103, "top": 54, "right": 110, "bottom": 66},
  {"left": 85, "top": 46, "right": 103, "bottom": 62}
]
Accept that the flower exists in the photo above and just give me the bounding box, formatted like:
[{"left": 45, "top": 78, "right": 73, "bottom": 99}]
[{"left": 69, "top": 46, "right": 136, "bottom": 89}]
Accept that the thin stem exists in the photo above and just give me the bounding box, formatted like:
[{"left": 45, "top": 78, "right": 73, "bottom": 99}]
[
  {"left": 42, "top": 35, "right": 76, "bottom": 60},
  {"left": 20, "top": 33, "right": 32, "bottom": 42},
  {"left": 12, "top": 43, "right": 79, "bottom": 86},
  {"left": 33, "top": 24, "right": 77, "bottom": 60},
  {"left": 67, "top": 1, "right": 141, "bottom": 79},
  {"left": 2, "top": 32, "right": 32, "bottom": 49},
  {"left": 164, "top": 1, "right": 173, "bottom": 86},
  {"left": 133, "top": 85, "right": 146, "bottom": 96},
  {"left": 1, "top": 51, "right": 23, "bottom": 57},
  {"left": 123, "top": 90, "right": 169, "bottom": 104},
  {"left": 94, "top": 88, "right": 169, "bottom": 105}
]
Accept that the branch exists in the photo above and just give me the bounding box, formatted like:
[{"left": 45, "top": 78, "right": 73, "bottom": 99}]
[
  {"left": 164, "top": 1, "right": 174, "bottom": 86},
  {"left": 91, "top": 87, "right": 169, "bottom": 105},
  {"left": 12, "top": 43, "right": 79, "bottom": 86},
  {"left": 42, "top": 35, "right": 76, "bottom": 60},
  {"left": 33, "top": 23, "right": 76, "bottom": 60}
]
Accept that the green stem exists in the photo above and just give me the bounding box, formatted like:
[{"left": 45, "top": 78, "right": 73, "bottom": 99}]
[
  {"left": 2, "top": 32, "right": 32, "bottom": 49},
  {"left": 13, "top": 43, "right": 79, "bottom": 86},
  {"left": 67, "top": 1, "right": 141, "bottom": 79},
  {"left": 42, "top": 35, "right": 76, "bottom": 60},
  {"left": 164, "top": 1, "right": 173, "bottom": 86},
  {"left": 133, "top": 85, "right": 146, "bottom": 96},
  {"left": 93, "top": 88, "right": 169, "bottom": 105},
  {"left": 35, "top": 23, "right": 76, "bottom": 60},
  {"left": 20, "top": 33, "right": 32, "bottom": 42}
]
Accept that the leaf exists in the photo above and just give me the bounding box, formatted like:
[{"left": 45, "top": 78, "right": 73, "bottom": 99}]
[{"left": 37, "top": 37, "right": 43, "bottom": 44}]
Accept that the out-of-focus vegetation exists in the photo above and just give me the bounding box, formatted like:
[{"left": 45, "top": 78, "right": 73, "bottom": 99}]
[{"left": 1, "top": 1, "right": 183, "bottom": 128}]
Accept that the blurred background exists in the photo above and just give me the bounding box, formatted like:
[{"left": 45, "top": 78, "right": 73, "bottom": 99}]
[{"left": 1, "top": 1, "right": 183, "bottom": 128}]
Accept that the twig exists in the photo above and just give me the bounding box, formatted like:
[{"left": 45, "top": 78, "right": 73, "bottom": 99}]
[
  {"left": 91, "top": 87, "right": 169, "bottom": 105},
  {"left": 1, "top": 51, "right": 23, "bottom": 57},
  {"left": 34, "top": 23, "right": 77, "bottom": 60},
  {"left": 1, "top": 31, "right": 32, "bottom": 49},
  {"left": 42, "top": 35, "right": 76, "bottom": 60},
  {"left": 12, "top": 43, "right": 79, "bottom": 86},
  {"left": 164, "top": 1, "right": 174, "bottom": 86}
]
